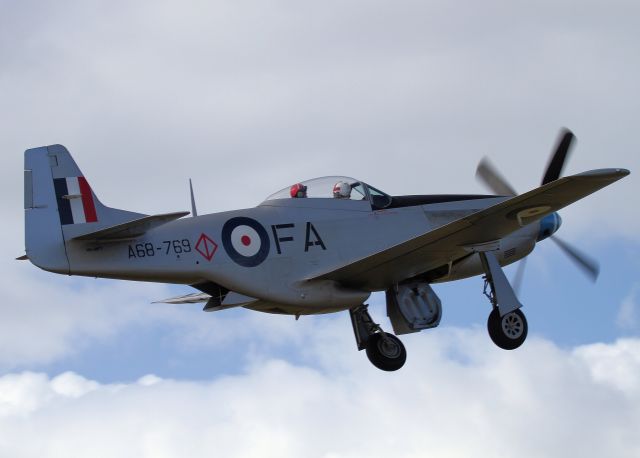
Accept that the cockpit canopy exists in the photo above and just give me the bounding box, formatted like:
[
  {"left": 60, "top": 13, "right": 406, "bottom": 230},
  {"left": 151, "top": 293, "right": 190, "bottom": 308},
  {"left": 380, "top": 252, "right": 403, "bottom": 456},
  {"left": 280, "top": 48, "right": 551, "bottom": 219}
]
[{"left": 263, "top": 176, "right": 392, "bottom": 209}]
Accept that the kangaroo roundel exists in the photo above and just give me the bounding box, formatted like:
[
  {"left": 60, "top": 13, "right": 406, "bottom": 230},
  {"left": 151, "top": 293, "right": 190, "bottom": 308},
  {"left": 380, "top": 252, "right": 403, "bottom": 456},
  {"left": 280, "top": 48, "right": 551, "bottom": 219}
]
[{"left": 222, "top": 217, "right": 270, "bottom": 267}]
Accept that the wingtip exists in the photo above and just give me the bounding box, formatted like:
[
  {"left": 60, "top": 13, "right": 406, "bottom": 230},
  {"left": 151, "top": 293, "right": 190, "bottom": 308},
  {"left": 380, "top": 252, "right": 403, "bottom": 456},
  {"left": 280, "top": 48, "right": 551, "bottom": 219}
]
[{"left": 573, "top": 168, "right": 630, "bottom": 180}]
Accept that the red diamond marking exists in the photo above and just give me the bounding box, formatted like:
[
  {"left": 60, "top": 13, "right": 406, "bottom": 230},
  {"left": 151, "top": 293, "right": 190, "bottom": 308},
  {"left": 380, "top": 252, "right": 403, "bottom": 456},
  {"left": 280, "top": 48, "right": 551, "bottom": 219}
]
[{"left": 195, "top": 233, "right": 218, "bottom": 261}]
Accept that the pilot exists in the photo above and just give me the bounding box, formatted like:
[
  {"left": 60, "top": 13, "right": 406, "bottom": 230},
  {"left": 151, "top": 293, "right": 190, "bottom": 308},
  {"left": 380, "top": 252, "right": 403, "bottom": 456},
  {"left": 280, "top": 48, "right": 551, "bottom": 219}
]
[
  {"left": 290, "top": 183, "right": 308, "bottom": 198},
  {"left": 332, "top": 181, "right": 351, "bottom": 199}
]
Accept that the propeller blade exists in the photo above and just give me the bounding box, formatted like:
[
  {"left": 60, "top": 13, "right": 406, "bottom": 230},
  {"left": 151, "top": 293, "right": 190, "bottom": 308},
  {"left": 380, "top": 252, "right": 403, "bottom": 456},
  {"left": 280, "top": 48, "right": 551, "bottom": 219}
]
[
  {"left": 541, "top": 128, "right": 575, "bottom": 185},
  {"left": 549, "top": 235, "right": 599, "bottom": 281},
  {"left": 476, "top": 157, "right": 518, "bottom": 196},
  {"left": 512, "top": 258, "right": 527, "bottom": 296}
]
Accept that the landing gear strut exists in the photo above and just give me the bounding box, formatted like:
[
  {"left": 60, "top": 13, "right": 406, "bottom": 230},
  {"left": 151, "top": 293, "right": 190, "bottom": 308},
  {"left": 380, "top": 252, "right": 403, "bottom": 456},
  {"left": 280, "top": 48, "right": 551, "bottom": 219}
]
[
  {"left": 350, "top": 304, "right": 407, "bottom": 371},
  {"left": 480, "top": 251, "right": 528, "bottom": 350}
]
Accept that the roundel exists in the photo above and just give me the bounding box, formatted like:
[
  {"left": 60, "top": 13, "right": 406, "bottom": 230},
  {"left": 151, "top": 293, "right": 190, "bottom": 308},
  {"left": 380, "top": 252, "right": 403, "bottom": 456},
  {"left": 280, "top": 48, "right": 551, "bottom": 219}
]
[{"left": 221, "top": 217, "right": 270, "bottom": 267}]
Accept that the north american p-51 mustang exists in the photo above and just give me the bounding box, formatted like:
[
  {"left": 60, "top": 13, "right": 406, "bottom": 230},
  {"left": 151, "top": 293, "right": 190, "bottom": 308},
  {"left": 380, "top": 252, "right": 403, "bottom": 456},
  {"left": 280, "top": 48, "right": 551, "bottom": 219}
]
[{"left": 21, "top": 130, "right": 629, "bottom": 371}]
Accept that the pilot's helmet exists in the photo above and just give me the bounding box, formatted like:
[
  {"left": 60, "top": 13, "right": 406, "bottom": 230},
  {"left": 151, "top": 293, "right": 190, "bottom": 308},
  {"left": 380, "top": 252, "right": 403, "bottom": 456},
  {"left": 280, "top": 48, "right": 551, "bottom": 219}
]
[
  {"left": 332, "top": 181, "right": 351, "bottom": 198},
  {"left": 290, "top": 183, "right": 307, "bottom": 198}
]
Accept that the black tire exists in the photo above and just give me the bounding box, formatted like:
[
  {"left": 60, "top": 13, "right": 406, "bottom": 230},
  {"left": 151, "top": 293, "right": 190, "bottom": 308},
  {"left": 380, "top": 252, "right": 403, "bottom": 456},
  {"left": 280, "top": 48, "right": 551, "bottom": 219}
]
[
  {"left": 365, "top": 332, "right": 407, "bottom": 371},
  {"left": 487, "top": 308, "right": 528, "bottom": 350}
]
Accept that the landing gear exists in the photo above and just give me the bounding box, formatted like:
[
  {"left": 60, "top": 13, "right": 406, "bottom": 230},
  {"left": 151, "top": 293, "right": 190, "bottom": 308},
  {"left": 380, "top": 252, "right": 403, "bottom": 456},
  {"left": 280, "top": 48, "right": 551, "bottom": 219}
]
[
  {"left": 350, "top": 305, "right": 407, "bottom": 371},
  {"left": 366, "top": 333, "right": 407, "bottom": 371},
  {"left": 479, "top": 251, "right": 529, "bottom": 350},
  {"left": 487, "top": 308, "right": 528, "bottom": 350}
]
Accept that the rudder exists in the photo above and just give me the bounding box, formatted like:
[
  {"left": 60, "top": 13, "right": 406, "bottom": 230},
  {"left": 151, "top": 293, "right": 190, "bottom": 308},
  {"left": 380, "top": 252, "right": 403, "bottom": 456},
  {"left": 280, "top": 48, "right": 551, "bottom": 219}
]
[{"left": 25, "top": 145, "right": 71, "bottom": 273}]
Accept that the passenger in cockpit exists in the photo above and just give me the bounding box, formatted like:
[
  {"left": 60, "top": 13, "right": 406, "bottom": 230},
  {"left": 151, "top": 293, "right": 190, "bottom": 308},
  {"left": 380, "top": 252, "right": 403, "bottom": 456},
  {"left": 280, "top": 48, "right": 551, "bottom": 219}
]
[{"left": 333, "top": 181, "right": 352, "bottom": 199}]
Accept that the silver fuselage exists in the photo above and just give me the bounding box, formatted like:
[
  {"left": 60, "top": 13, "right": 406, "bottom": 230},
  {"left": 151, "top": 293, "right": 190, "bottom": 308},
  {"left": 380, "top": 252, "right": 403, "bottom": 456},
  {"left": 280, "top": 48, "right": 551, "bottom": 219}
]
[{"left": 63, "top": 196, "right": 539, "bottom": 313}]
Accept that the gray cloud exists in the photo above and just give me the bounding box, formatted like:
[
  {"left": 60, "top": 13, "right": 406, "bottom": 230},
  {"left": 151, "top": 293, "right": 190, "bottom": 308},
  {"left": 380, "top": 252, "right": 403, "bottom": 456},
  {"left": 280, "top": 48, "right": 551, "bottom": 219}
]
[{"left": 1, "top": 0, "right": 637, "bottom": 227}]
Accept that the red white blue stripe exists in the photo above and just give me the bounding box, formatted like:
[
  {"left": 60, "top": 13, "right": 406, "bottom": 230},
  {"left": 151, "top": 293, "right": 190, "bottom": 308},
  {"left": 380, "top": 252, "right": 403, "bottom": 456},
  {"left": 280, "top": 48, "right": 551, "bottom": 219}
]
[{"left": 53, "top": 176, "right": 98, "bottom": 225}]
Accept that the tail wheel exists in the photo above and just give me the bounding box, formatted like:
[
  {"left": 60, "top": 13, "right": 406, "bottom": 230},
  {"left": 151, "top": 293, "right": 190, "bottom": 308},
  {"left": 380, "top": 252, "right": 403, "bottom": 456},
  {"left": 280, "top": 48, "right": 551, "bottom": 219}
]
[
  {"left": 487, "top": 308, "right": 528, "bottom": 350},
  {"left": 365, "top": 332, "right": 407, "bottom": 371}
]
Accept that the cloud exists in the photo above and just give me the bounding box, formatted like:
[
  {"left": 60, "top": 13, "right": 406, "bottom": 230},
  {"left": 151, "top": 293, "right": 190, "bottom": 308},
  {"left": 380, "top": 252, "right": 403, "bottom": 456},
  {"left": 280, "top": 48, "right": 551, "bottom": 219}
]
[
  {"left": 0, "top": 263, "right": 173, "bottom": 368},
  {"left": 0, "top": 250, "right": 361, "bottom": 371},
  {"left": 574, "top": 338, "right": 640, "bottom": 393},
  {"left": 616, "top": 284, "right": 639, "bottom": 331},
  {"left": 0, "top": 260, "right": 316, "bottom": 371},
  {"left": 0, "top": 331, "right": 638, "bottom": 458}
]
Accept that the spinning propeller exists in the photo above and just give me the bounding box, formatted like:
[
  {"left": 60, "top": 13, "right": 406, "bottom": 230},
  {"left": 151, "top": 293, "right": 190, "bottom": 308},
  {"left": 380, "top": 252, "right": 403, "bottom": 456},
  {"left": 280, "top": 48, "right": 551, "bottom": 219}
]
[{"left": 475, "top": 128, "right": 600, "bottom": 291}]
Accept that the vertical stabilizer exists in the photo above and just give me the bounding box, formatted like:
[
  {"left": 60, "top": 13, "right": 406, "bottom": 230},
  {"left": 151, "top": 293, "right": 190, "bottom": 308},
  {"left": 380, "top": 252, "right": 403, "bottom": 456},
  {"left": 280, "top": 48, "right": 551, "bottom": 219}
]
[{"left": 24, "top": 145, "right": 144, "bottom": 274}]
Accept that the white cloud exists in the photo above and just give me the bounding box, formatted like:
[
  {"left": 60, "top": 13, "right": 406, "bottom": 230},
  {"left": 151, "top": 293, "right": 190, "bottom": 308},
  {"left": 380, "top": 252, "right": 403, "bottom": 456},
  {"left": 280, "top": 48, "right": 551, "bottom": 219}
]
[
  {"left": 0, "top": 251, "right": 358, "bottom": 370},
  {"left": 0, "top": 262, "right": 173, "bottom": 368},
  {"left": 616, "top": 284, "right": 639, "bottom": 331},
  {"left": 575, "top": 338, "right": 640, "bottom": 393},
  {"left": 0, "top": 331, "right": 638, "bottom": 458},
  {"left": 49, "top": 371, "right": 100, "bottom": 398}
]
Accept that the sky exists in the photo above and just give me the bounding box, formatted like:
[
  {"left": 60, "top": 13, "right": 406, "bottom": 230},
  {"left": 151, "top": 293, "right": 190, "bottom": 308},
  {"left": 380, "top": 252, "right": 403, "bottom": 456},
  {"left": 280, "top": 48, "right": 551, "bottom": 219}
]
[{"left": 1, "top": 0, "right": 639, "bottom": 456}]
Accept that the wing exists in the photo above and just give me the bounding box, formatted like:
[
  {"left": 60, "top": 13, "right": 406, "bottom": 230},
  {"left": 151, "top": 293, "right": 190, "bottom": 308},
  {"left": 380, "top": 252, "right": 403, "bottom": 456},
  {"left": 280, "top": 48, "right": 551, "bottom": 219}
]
[{"left": 306, "top": 168, "right": 629, "bottom": 288}]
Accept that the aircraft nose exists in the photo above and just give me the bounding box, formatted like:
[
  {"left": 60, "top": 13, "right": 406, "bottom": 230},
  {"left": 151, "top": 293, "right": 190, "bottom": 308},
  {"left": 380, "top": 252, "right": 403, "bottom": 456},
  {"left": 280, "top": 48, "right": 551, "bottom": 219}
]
[{"left": 537, "top": 212, "right": 562, "bottom": 241}]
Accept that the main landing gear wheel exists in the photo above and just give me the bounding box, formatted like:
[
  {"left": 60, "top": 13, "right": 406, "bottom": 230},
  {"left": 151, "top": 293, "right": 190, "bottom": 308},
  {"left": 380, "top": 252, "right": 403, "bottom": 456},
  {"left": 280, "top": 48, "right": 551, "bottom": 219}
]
[
  {"left": 365, "top": 332, "right": 407, "bottom": 371},
  {"left": 350, "top": 305, "right": 407, "bottom": 371},
  {"left": 487, "top": 308, "right": 528, "bottom": 350}
]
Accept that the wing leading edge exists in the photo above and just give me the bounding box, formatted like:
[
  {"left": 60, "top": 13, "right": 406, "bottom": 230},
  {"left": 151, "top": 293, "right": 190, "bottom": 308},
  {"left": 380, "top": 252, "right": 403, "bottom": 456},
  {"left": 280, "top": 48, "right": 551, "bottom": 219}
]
[{"left": 306, "top": 168, "right": 629, "bottom": 288}]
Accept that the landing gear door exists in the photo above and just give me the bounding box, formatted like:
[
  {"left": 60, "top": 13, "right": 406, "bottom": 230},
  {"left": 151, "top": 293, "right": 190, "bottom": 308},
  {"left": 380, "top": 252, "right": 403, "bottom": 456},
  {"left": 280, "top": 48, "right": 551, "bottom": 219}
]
[{"left": 386, "top": 282, "right": 442, "bottom": 335}]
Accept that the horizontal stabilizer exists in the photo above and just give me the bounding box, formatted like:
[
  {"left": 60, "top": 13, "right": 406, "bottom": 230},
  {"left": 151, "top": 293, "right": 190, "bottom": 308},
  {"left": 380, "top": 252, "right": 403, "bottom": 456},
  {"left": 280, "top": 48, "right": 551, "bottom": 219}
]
[
  {"left": 153, "top": 291, "right": 258, "bottom": 312},
  {"left": 71, "top": 211, "right": 189, "bottom": 242},
  {"left": 152, "top": 292, "right": 210, "bottom": 304}
]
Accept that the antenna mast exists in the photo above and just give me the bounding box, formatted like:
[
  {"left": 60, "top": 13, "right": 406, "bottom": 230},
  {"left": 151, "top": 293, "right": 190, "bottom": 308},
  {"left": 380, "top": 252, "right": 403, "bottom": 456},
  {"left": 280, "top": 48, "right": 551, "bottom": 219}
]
[{"left": 189, "top": 179, "right": 198, "bottom": 217}]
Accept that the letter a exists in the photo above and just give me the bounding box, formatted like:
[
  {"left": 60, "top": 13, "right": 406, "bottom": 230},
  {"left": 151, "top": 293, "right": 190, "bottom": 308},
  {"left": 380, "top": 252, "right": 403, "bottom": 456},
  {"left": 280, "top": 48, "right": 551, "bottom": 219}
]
[{"left": 304, "top": 222, "right": 326, "bottom": 252}]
